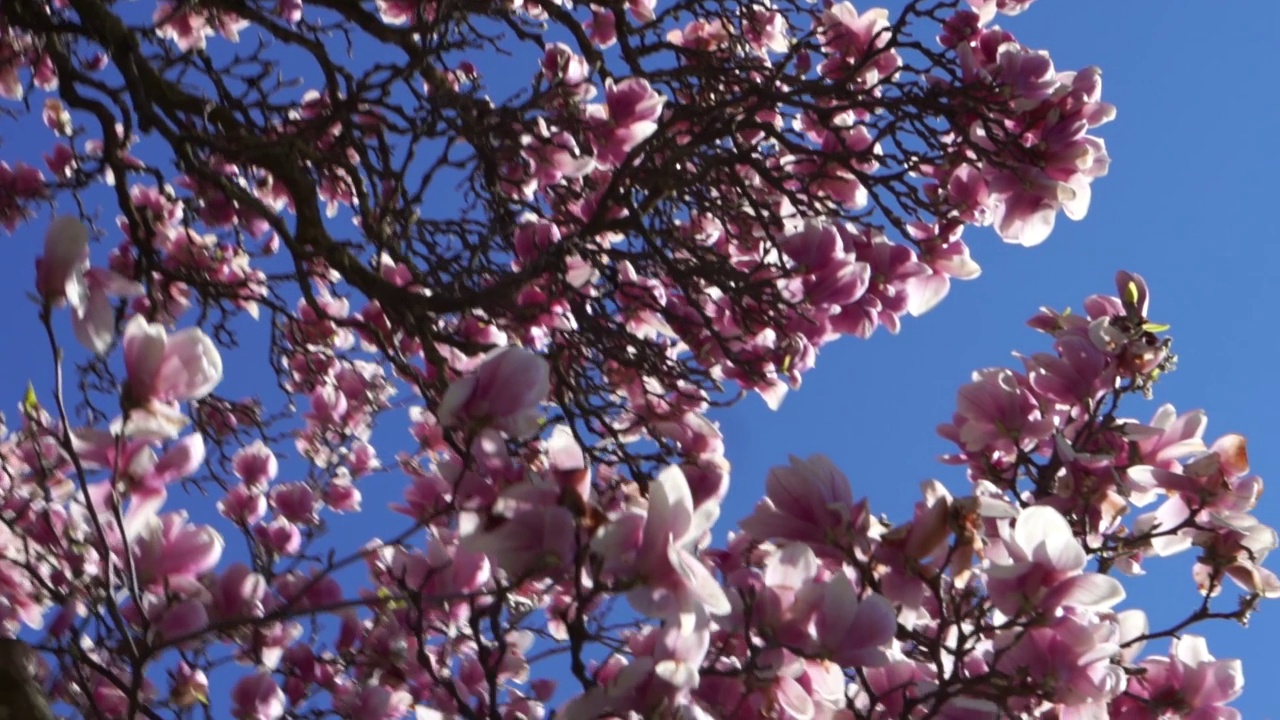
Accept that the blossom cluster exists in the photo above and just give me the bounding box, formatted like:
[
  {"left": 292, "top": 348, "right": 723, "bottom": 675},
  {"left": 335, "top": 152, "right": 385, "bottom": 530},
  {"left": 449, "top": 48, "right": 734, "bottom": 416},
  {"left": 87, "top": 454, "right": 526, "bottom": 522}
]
[
  {"left": 0, "top": 0, "right": 1270, "bottom": 717},
  {"left": 1, "top": 0, "right": 1113, "bottom": 416},
  {"left": 2, "top": 214, "right": 1269, "bottom": 718}
]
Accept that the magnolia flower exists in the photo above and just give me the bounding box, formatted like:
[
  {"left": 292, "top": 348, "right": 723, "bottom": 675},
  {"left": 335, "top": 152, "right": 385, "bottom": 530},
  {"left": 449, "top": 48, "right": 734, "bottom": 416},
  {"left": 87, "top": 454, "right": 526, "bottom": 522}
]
[
  {"left": 595, "top": 465, "right": 731, "bottom": 630},
  {"left": 35, "top": 216, "right": 90, "bottom": 308},
  {"left": 738, "top": 454, "right": 870, "bottom": 553},
  {"left": 232, "top": 440, "right": 279, "bottom": 491},
  {"left": 593, "top": 78, "right": 666, "bottom": 165},
  {"left": 74, "top": 268, "right": 146, "bottom": 353},
  {"left": 121, "top": 315, "right": 223, "bottom": 438},
  {"left": 209, "top": 563, "right": 269, "bottom": 621},
  {"left": 132, "top": 511, "right": 225, "bottom": 587},
  {"left": 148, "top": 595, "right": 210, "bottom": 644},
  {"left": 1112, "top": 635, "right": 1244, "bottom": 719},
  {"left": 986, "top": 505, "right": 1125, "bottom": 616},
  {"left": 944, "top": 368, "right": 1053, "bottom": 458},
  {"left": 1126, "top": 404, "right": 1208, "bottom": 472},
  {"left": 35, "top": 217, "right": 144, "bottom": 353},
  {"left": 809, "top": 573, "right": 897, "bottom": 667},
  {"left": 72, "top": 430, "right": 204, "bottom": 518},
  {"left": 437, "top": 346, "right": 550, "bottom": 438},
  {"left": 231, "top": 671, "right": 285, "bottom": 720},
  {"left": 995, "top": 609, "right": 1126, "bottom": 709}
]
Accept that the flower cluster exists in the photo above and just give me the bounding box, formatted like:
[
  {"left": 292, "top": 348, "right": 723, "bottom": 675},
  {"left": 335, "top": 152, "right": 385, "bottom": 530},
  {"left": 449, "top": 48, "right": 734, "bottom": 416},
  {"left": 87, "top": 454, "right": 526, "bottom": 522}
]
[{"left": 0, "top": 0, "right": 1269, "bottom": 717}]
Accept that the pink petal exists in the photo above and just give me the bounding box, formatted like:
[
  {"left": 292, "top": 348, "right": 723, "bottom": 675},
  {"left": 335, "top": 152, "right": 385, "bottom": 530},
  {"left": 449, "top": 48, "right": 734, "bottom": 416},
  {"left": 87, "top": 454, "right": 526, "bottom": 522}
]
[
  {"left": 1048, "top": 572, "right": 1125, "bottom": 610},
  {"left": 1017, "top": 506, "right": 1085, "bottom": 572},
  {"left": 72, "top": 288, "right": 118, "bottom": 354}
]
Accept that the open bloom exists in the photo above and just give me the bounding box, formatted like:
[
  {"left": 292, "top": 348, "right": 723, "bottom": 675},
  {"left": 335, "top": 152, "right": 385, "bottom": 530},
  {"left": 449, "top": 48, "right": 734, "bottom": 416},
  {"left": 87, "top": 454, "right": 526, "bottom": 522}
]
[
  {"left": 995, "top": 609, "right": 1126, "bottom": 710},
  {"left": 738, "top": 454, "right": 871, "bottom": 554},
  {"left": 808, "top": 572, "right": 897, "bottom": 667},
  {"left": 1111, "top": 635, "right": 1244, "bottom": 720},
  {"left": 121, "top": 315, "right": 223, "bottom": 438},
  {"left": 592, "top": 78, "right": 666, "bottom": 166},
  {"left": 132, "top": 511, "right": 225, "bottom": 587},
  {"left": 595, "top": 465, "right": 730, "bottom": 630},
  {"left": 438, "top": 346, "right": 550, "bottom": 438},
  {"left": 35, "top": 216, "right": 90, "bottom": 308},
  {"left": 73, "top": 429, "right": 204, "bottom": 507},
  {"left": 941, "top": 368, "right": 1054, "bottom": 459},
  {"left": 35, "top": 217, "right": 143, "bottom": 352},
  {"left": 986, "top": 505, "right": 1125, "bottom": 616},
  {"left": 231, "top": 671, "right": 285, "bottom": 720}
]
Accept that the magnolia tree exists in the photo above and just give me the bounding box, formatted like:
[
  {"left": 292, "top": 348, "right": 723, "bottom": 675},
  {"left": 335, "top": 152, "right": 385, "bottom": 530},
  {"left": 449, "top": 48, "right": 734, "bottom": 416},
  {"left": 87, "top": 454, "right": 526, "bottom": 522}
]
[{"left": 0, "top": 0, "right": 1274, "bottom": 716}]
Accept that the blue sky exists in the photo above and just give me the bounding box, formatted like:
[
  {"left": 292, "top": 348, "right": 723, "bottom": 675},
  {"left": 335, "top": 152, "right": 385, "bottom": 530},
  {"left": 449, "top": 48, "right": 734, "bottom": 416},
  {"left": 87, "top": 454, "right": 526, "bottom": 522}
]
[{"left": 2, "top": 0, "right": 1279, "bottom": 715}]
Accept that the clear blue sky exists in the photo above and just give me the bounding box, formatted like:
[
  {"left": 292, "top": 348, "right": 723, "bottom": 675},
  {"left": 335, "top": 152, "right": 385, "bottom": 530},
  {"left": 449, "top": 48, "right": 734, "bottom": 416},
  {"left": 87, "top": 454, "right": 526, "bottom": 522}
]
[{"left": 1, "top": 0, "right": 1278, "bottom": 715}]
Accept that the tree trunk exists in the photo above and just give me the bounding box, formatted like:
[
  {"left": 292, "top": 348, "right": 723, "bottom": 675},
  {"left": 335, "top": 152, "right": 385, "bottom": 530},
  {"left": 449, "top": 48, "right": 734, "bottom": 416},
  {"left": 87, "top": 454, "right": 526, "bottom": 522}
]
[{"left": 0, "top": 639, "right": 56, "bottom": 720}]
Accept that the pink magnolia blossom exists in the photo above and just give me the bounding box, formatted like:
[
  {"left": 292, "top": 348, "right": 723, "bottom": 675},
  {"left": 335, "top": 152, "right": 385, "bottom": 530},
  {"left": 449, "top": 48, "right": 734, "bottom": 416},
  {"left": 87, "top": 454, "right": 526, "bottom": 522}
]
[
  {"left": 986, "top": 505, "right": 1125, "bottom": 616},
  {"left": 560, "top": 625, "right": 714, "bottom": 719},
  {"left": 34, "top": 217, "right": 143, "bottom": 352},
  {"left": 132, "top": 511, "right": 225, "bottom": 586},
  {"left": 808, "top": 572, "right": 897, "bottom": 667},
  {"left": 1112, "top": 635, "right": 1244, "bottom": 720},
  {"left": 374, "top": 0, "right": 436, "bottom": 24},
  {"left": 219, "top": 483, "right": 269, "bottom": 524},
  {"left": 738, "top": 454, "right": 872, "bottom": 554},
  {"left": 782, "top": 220, "right": 871, "bottom": 308},
  {"left": 1191, "top": 513, "right": 1280, "bottom": 599},
  {"left": 73, "top": 267, "right": 147, "bottom": 354},
  {"left": 817, "top": 3, "right": 901, "bottom": 85},
  {"left": 939, "top": 367, "right": 1054, "bottom": 461},
  {"left": 460, "top": 501, "right": 577, "bottom": 580},
  {"left": 437, "top": 346, "right": 550, "bottom": 438},
  {"left": 254, "top": 516, "right": 303, "bottom": 556},
  {"left": 270, "top": 483, "right": 319, "bottom": 525},
  {"left": 593, "top": 78, "right": 666, "bottom": 166},
  {"left": 831, "top": 228, "right": 930, "bottom": 338},
  {"left": 994, "top": 609, "right": 1126, "bottom": 711},
  {"left": 210, "top": 562, "right": 269, "bottom": 621},
  {"left": 0, "top": 161, "right": 46, "bottom": 232},
  {"left": 148, "top": 595, "right": 210, "bottom": 644},
  {"left": 595, "top": 465, "right": 731, "bottom": 629},
  {"left": 335, "top": 686, "right": 414, "bottom": 720},
  {"left": 44, "top": 143, "right": 78, "bottom": 179},
  {"left": 121, "top": 315, "right": 224, "bottom": 437},
  {"left": 0, "top": 34, "right": 27, "bottom": 101},
  {"left": 233, "top": 440, "right": 279, "bottom": 491},
  {"left": 1128, "top": 403, "right": 1208, "bottom": 472},
  {"left": 905, "top": 225, "right": 982, "bottom": 316},
  {"left": 584, "top": 6, "right": 617, "bottom": 48},
  {"left": 1130, "top": 434, "right": 1268, "bottom": 561},
  {"left": 666, "top": 17, "right": 731, "bottom": 53},
  {"left": 85, "top": 668, "right": 158, "bottom": 718},
  {"left": 154, "top": 1, "right": 249, "bottom": 52},
  {"left": 541, "top": 43, "right": 595, "bottom": 94},
  {"left": 35, "top": 216, "right": 90, "bottom": 309},
  {"left": 322, "top": 472, "right": 362, "bottom": 512},
  {"left": 968, "top": 0, "right": 1036, "bottom": 22},
  {"left": 71, "top": 429, "right": 204, "bottom": 505},
  {"left": 750, "top": 542, "right": 822, "bottom": 644},
  {"left": 231, "top": 670, "right": 286, "bottom": 720}
]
